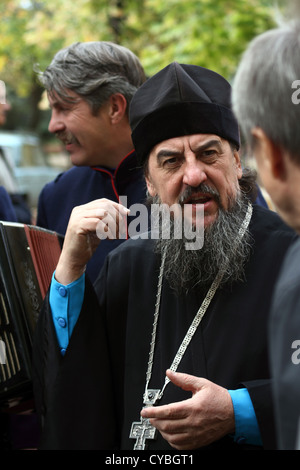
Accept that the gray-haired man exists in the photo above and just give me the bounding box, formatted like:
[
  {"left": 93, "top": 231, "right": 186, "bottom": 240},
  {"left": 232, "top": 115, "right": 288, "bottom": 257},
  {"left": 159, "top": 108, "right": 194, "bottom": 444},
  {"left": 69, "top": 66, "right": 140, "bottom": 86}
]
[
  {"left": 36, "top": 42, "right": 147, "bottom": 281},
  {"left": 232, "top": 20, "right": 300, "bottom": 450}
]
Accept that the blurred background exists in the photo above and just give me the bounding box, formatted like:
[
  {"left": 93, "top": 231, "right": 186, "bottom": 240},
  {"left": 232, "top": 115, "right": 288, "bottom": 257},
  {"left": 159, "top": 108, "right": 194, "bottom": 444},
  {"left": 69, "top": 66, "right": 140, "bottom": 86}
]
[{"left": 0, "top": 0, "right": 290, "bottom": 214}]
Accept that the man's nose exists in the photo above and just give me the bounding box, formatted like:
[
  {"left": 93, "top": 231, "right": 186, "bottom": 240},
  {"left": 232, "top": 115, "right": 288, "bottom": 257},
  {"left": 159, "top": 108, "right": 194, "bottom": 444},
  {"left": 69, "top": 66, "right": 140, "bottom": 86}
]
[
  {"left": 182, "top": 159, "right": 207, "bottom": 187},
  {"left": 48, "top": 112, "right": 65, "bottom": 134}
]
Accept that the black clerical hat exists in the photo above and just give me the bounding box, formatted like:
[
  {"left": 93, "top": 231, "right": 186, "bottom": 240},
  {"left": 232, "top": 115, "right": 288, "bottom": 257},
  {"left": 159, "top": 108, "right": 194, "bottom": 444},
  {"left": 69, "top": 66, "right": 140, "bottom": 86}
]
[{"left": 129, "top": 62, "right": 240, "bottom": 164}]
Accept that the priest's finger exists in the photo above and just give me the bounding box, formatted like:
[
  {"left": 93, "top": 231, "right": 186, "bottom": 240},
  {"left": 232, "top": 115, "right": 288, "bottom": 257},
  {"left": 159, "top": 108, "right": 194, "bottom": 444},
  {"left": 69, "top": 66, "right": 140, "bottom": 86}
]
[
  {"left": 141, "top": 396, "right": 193, "bottom": 421},
  {"left": 158, "top": 430, "right": 192, "bottom": 451},
  {"left": 166, "top": 369, "right": 209, "bottom": 394}
]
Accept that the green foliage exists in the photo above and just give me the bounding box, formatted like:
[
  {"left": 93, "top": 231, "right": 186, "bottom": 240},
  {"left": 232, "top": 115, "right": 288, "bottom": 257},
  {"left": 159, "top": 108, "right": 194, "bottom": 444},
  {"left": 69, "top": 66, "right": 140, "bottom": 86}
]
[{"left": 0, "top": 0, "right": 283, "bottom": 130}]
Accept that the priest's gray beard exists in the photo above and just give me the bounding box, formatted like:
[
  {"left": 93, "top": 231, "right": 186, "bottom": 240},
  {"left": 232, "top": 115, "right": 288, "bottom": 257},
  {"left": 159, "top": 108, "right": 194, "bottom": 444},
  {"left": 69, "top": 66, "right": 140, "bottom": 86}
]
[{"left": 149, "top": 185, "right": 252, "bottom": 293}]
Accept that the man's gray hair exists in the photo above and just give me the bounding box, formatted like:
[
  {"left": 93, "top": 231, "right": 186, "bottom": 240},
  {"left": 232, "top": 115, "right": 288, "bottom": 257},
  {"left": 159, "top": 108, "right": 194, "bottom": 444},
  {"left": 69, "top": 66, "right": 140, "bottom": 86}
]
[
  {"left": 232, "top": 21, "right": 300, "bottom": 164},
  {"left": 38, "top": 41, "right": 146, "bottom": 114}
]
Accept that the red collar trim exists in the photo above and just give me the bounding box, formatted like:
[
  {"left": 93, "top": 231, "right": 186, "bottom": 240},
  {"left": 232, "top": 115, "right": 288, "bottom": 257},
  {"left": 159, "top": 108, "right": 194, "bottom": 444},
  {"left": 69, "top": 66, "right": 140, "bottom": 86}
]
[{"left": 90, "top": 149, "right": 135, "bottom": 175}]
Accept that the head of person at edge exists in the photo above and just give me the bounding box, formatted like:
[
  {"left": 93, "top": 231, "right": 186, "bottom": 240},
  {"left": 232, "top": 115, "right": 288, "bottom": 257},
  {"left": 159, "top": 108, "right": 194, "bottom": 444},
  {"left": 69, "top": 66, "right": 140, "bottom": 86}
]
[
  {"left": 0, "top": 82, "right": 11, "bottom": 127},
  {"left": 38, "top": 41, "right": 146, "bottom": 168},
  {"left": 129, "top": 62, "right": 254, "bottom": 290}
]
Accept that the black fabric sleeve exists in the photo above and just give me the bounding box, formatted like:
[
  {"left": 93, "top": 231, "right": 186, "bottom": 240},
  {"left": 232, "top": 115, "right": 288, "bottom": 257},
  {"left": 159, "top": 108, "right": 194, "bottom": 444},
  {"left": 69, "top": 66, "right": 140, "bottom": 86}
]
[
  {"left": 32, "top": 277, "right": 117, "bottom": 450},
  {"left": 243, "top": 379, "right": 277, "bottom": 449}
]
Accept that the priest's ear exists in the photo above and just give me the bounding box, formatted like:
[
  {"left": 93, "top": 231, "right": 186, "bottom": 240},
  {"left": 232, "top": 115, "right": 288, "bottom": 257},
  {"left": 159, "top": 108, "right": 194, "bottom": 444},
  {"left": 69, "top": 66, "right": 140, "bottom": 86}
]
[
  {"left": 145, "top": 175, "right": 157, "bottom": 197},
  {"left": 251, "top": 127, "right": 287, "bottom": 181}
]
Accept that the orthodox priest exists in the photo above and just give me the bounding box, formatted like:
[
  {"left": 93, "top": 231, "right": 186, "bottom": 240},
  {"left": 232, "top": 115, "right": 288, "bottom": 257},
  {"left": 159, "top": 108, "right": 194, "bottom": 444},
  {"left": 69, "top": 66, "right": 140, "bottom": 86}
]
[{"left": 32, "top": 62, "right": 297, "bottom": 451}]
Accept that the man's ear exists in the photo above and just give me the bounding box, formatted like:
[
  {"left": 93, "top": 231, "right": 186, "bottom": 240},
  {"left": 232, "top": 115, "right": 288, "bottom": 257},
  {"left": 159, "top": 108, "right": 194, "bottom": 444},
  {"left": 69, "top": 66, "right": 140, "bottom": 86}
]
[
  {"left": 233, "top": 149, "right": 243, "bottom": 179},
  {"left": 145, "top": 176, "right": 157, "bottom": 197},
  {"left": 109, "top": 93, "right": 128, "bottom": 124},
  {"left": 251, "top": 127, "right": 286, "bottom": 180}
]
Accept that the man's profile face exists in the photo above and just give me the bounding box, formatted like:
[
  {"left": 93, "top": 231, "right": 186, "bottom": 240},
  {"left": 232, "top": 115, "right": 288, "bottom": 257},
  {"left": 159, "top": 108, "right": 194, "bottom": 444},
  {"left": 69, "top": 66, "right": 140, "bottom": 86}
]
[
  {"left": 251, "top": 128, "right": 298, "bottom": 232},
  {"left": 47, "top": 90, "right": 114, "bottom": 166},
  {"left": 145, "top": 134, "right": 243, "bottom": 228}
]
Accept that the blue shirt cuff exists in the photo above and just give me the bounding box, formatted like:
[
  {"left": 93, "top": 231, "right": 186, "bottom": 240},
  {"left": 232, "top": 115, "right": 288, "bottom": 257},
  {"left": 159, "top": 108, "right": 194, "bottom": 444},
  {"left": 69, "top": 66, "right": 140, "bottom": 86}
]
[
  {"left": 49, "top": 271, "right": 85, "bottom": 355},
  {"left": 228, "top": 388, "right": 262, "bottom": 446}
]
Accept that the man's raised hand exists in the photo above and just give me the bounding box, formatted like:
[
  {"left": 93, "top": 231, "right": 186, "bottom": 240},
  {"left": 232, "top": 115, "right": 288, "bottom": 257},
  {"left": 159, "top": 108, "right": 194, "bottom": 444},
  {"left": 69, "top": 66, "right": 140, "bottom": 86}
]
[{"left": 55, "top": 198, "right": 129, "bottom": 284}]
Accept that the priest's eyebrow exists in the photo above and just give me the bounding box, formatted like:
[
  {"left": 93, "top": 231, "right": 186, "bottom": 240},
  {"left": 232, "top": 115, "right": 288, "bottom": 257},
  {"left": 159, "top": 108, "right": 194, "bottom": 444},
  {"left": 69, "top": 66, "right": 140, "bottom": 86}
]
[
  {"left": 156, "top": 139, "right": 223, "bottom": 161},
  {"left": 191, "top": 139, "right": 223, "bottom": 155}
]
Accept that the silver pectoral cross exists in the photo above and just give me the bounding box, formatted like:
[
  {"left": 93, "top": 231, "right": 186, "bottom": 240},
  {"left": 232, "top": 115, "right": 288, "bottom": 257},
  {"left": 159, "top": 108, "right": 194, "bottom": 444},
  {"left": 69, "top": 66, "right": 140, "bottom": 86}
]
[
  {"left": 129, "top": 416, "right": 157, "bottom": 450},
  {"left": 129, "top": 389, "right": 160, "bottom": 450}
]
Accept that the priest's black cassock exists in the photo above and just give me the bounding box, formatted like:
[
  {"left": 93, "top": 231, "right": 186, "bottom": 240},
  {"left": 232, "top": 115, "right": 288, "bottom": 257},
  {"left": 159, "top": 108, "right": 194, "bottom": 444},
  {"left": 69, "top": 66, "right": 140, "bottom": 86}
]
[{"left": 32, "top": 204, "right": 297, "bottom": 450}]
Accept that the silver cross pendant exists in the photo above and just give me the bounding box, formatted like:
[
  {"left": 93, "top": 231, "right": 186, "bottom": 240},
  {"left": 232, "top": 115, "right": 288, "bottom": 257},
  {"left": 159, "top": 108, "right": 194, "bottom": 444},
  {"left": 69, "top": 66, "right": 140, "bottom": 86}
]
[
  {"left": 129, "top": 416, "right": 157, "bottom": 450},
  {"left": 129, "top": 389, "right": 160, "bottom": 450}
]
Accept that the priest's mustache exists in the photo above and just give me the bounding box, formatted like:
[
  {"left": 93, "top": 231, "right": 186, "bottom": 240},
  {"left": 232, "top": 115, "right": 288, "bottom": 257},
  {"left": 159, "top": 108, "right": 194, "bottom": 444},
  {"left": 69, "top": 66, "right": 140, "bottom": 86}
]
[{"left": 178, "top": 184, "right": 220, "bottom": 206}]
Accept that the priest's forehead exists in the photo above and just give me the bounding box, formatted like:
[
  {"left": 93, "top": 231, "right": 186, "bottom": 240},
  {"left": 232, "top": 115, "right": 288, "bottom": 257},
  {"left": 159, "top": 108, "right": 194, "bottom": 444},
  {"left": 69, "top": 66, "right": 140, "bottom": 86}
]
[{"left": 154, "top": 135, "right": 225, "bottom": 157}]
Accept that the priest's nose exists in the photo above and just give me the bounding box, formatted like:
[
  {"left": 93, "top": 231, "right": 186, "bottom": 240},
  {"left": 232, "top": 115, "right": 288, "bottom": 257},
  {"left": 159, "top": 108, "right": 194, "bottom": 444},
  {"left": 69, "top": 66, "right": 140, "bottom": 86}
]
[{"left": 182, "top": 160, "right": 208, "bottom": 187}]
